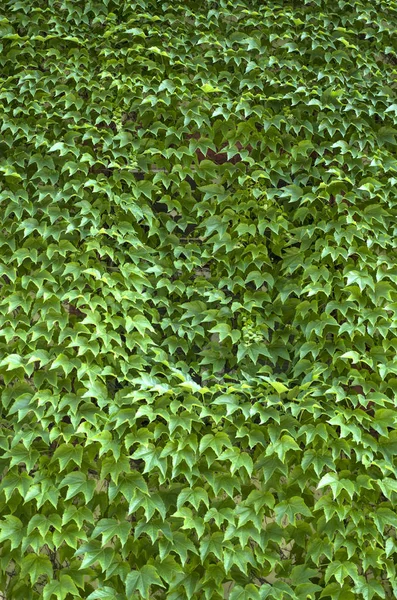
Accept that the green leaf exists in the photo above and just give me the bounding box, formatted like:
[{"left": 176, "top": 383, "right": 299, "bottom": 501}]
[
  {"left": 177, "top": 487, "right": 209, "bottom": 511},
  {"left": 52, "top": 443, "right": 83, "bottom": 470},
  {"left": 60, "top": 472, "right": 96, "bottom": 503},
  {"left": 201, "top": 83, "right": 221, "bottom": 93},
  {"left": 320, "top": 584, "right": 355, "bottom": 600},
  {"left": 372, "top": 507, "right": 397, "bottom": 534},
  {"left": 87, "top": 588, "right": 122, "bottom": 600},
  {"left": 353, "top": 577, "right": 386, "bottom": 600},
  {"left": 0, "top": 515, "right": 24, "bottom": 549},
  {"left": 74, "top": 541, "right": 115, "bottom": 570},
  {"left": 199, "top": 532, "right": 224, "bottom": 562},
  {"left": 274, "top": 496, "right": 312, "bottom": 526},
  {"left": 135, "top": 180, "right": 155, "bottom": 199},
  {"left": 125, "top": 565, "right": 164, "bottom": 598},
  {"left": 43, "top": 575, "right": 79, "bottom": 600},
  {"left": 91, "top": 518, "right": 130, "bottom": 546},
  {"left": 20, "top": 553, "right": 53, "bottom": 585},
  {"left": 325, "top": 561, "right": 359, "bottom": 586}
]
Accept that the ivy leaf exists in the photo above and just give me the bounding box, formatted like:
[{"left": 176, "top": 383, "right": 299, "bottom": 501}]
[
  {"left": 43, "top": 574, "right": 79, "bottom": 600},
  {"left": 201, "top": 83, "right": 221, "bottom": 93},
  {"left": 91, "top": 518, "right": 131, "bottom": 546},
  {"left": 290, "top": 564, "right": 319, "bottom": 585},
  {"left": 20, "top": 553, "right": 53, "bottom": 585},
  {"left": 0, "top": 515, "right": 24, "bottom": 549},
  {"left": 325, "top": 561, "right": 359, "bottom": 585},
  {"left": 372, "top": 507, "right": 397, "bottom": 534},
  {"left": 208, "top": 323, "right": 232, "bottom": 343},
  {"left": 177, "top": 487, "right": 209, "bottom": 511},
  {"left": 60, "top": 472, "right": 96, "bottom": 503},
  {"left": 230, "top": 584, "right": 265, "bottom": 600},
  {"left": 135, "top": 180, "right": 155, "bottom": 200},
  {"left": 199, "top": 532, "right": 224, "bottom": 562},
  {"left": 125, "top": 565, "right": 164, "bottom": 598},
  {"left": 52, "top": 443, "right": 83, "bottom": 470},
  {"left": 74, "top": 541, "right": 115, "bottom": 570},
  {"left": 320, "top": 584, "right": 355, "bottom": 600},
  {"left": 353, "top": 577, "right": 386, "bottom": 600},
  {"left": 274, "top": 496, "right": 312, "bottom": 526},
  {"left": 264, "top": 378, "right": 289, "bottom": 393},
  {"left": 87, "top": 588, "right": 123, "bottom": 600}
]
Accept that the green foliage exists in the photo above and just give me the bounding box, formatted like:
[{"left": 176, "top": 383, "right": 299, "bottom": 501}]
[{"left": 0, "top": 0, "right": 397, "bottom": 598}]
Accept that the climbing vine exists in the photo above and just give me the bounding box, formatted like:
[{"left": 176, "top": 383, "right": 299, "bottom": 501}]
[{"left": 1, "top": 1, "right": 397, "bottom": 599}]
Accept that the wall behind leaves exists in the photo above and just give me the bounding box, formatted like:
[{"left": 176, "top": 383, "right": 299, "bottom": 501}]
[{"left": 1, "top": 0, "right": 397, "bottom": 598}]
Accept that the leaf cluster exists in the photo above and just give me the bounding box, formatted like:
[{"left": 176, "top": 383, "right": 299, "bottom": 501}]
[{"left": 1, "top": 0, "right": 397, "bottom": 599}]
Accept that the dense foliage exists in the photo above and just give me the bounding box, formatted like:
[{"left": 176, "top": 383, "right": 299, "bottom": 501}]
[{"left": 1, "top": 0, "right": 397, "bottom": 598}]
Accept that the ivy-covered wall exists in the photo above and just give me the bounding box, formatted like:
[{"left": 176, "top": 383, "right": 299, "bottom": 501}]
[{"left": 1, "top": 0, "right": 397, "bottom": 599}]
